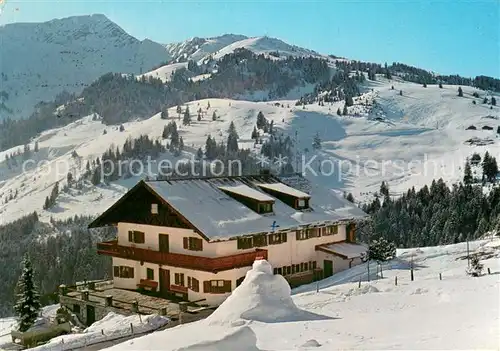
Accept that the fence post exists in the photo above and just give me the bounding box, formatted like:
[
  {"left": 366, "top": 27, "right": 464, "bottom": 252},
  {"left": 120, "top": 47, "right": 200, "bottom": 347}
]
[
  {"left": 101, "top": 329, "right": 104, "bottom": 336},
  {"left": 358, "top": 277, "right": 361, "bottom": 288},
  {"left": 439, "top": 273, "right": 442, "bottom": 280},
  {"left": 395, "top": 276, "right": 397, "bottom": 286},
  {"left": 488, "top": 267, "right": 491, "bottom": 275},
  {"left": 380, "top": 264, "right": 384, "bottom": 279},
  {"left": 130, "top": 322, "right": 134, "bottom": 335},
  {"left": 410, "top": 269, "right": 414, "bottom": 281},
  {"left": 105, "top": 295, "right": 113, "bottom": 307}
]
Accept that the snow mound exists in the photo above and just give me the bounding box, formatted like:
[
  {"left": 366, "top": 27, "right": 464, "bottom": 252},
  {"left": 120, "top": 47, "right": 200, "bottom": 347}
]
[
  {"left": 410, "top": 287, "right": 429, "bottom": 295},
  {"left": 206, "top": 259, "right": 330, "bottom": 325},
  {"left": 301, "top": 339, "right": 322, "bottom": 348},
  {"left": 343, "top": 284, "right": 380, "bottom": 298},
  {"left": 176, "top": 326, "right": 261, "bottom": 351}
]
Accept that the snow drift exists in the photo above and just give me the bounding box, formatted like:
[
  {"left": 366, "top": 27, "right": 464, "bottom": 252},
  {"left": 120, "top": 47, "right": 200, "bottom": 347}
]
[{"left": 206, "top": 259, "right": 330, "bottom": 325}]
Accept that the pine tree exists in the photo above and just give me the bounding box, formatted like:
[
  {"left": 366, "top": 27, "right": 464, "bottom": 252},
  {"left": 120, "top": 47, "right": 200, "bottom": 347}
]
[
  {"left": 183, "top": 106, "right": 191, "bottom": 125},
  {"left": 342, "top": 104, "right": 348, "bottom": 116},
  {"left": 207, "top": 101, "right": 211, "bottom": 110},
  {"left": 399, "top": 90, "right": 403, "bottom": 96},
  {"left": 212, "top": 111, "right": 217, "bottom": 121},
  {"left": 251, "top": 126, "right": 259, "bottom": 139},
  {"left": 179, "top": 137, "right": 184, "bottom": 151},
  {"left": 423, "top": 82, "right": 427, "bottom": 88},
  {"left": 228, "top": 121, "right": 239, "bottom": 139},
  {"left": 196, "top": 147, "right": 203, "bottom": 160},
  {"left": 368, "top": 237, "right": 396, "bottom": 263},
  {"left": 119, "top": 124, "right": 125, "bottom": 132},
  {"left": 34, "top": 141, "right": 39, "bottom": 153},
  {"left": 227, "top": 122, "right": 239, "bottom": 153},
  {"left": 161, "top": 106, "right": 169, "bottom": 120},
  {"left": 463, "top": 161, "right": 473, "bottom": 185},
  {"left": 384, "top": 63, "right": 392, "bottom": 79},
  {"left": 176, "top": 105, "right": 182, "bottom": 119},
  {"left": 312, "top": 132, "right": 321, "bottom": 150},
  {"left": 439, "top": 82, "right": 443, "bottom": 88},
  {"left": 345, "top": 192, "right": 355, "bottom": 203},
  {"left": 458, "top": 86, "right": 463, "bottom": 97},
  {"left": 467, "top": 255, "right": 483, "bottom": 277},
  {"left": 256, "top": 111, "right": 266, "bottom": 129},
  {"left": 380, "top": 181, "right": 389, "bottom": 197},
  {"left": 492, "top": 97, "right": 497, "bottom": 106},
  {"left": 337, "top": 108, "right": 342, "bottom": 116},
  {"left": 483, "top": 97, "right": 488, "bottom": 104},
  {"left": 14, "top": 255, "right": 41, "bottom": 332}
]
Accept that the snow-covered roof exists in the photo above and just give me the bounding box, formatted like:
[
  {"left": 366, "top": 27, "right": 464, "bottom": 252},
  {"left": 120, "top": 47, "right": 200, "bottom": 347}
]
[
  {"left": 144, "top": 175, "right": 367, "bottom": 240},
  {"left": 218, "top": 184, "right": 275, "bottom": 202},
  {"left": 318, "top": 242, "right": 367, "bottom": 259},
  {"left": 256, "top": 182, "right": 311, "bottom": 199}
]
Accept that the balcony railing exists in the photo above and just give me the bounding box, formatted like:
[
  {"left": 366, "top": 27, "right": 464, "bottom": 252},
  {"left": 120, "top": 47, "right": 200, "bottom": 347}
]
[{"left": 97, "top": 240, "right": 267, "bottom": 273}]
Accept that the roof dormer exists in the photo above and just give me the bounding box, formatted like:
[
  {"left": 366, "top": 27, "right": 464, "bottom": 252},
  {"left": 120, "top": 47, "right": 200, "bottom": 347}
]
[
  {"left": 256, "top": 182, "right": 311, "bottom": 210},
  {"left": 218, "top": 184, "right": 275, "bottom": 214}
]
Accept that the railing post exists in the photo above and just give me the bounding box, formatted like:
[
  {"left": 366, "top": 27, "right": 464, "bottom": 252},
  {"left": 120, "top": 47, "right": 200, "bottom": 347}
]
[
  {"left": 132, "top": 300, "right": 139, "bottom": 313},
  {"left": 105, "top": 295, "right": 113, "bottom": 307},
  {"left": 81, "top": 290, "right": 89, "bottom": 301},
  {"left": 59, "top": 284, "right": 67, "bottom": 296}
]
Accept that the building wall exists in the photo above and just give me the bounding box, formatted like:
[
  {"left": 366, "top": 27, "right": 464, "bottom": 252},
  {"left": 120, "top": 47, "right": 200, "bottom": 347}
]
[
  {"left": 316, "top": 251, "right": 364, "bottom": 273},
  {"left": 112, "top": 256, "right": 251, "bottom": 306},
  {"left": 117, "top": 222, "right": 347, "bottom": 265}
]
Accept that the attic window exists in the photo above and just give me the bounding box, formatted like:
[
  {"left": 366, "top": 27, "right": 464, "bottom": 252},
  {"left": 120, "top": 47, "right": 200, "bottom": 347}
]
[
  {"left": 258, "top": 203, "right": 273, "bottom": 214},
  {"left": 151, "top": 204, "right": 158, "bottom": 214}
]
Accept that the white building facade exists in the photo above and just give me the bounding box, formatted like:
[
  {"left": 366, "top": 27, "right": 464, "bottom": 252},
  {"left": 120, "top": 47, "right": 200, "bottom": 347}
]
[{"left": 92, "top": 175, "right": 368, "bottom": 307}]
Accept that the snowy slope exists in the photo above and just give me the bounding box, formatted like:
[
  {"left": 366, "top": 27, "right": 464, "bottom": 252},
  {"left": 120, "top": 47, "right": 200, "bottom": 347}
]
[
  {"left": 103, "top": 238, "right": 500, "bottom": 350},
  {"left": 0, "top": 14, "right": 169, "bottom": 119},
  {"left": 1, "top": 80, "right": 499, "bottom": 225},
  {"left": 137, "top": 62, "right": 188, "bottom": 83},
  {"left": 210, "top": 36, "right": 324, "bottom": 61},
  {"left": 165, "top": 34, "right": 248, "bottom": 63}
]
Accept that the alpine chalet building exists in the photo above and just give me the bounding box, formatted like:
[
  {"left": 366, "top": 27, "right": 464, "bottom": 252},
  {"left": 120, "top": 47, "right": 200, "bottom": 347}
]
[{"left": 90, "top": 174, "right": 368, "bottom": 306}]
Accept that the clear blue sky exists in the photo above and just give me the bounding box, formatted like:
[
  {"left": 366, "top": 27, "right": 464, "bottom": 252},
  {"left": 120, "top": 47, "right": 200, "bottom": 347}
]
[{"left": 1, "top": 0, "right": 499, "bottom": 78}]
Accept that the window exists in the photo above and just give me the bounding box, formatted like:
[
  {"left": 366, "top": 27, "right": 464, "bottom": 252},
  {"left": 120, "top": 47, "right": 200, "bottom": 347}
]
[
  {"left": 258, "top": 203, "right": 273, "bottom": 214},
  {"left": 294, "top": 264, "right": 299, "bottom": 272},
  {"left": 277, "top": 267, "right": 282, "bottom": 275},
  {"left": 128, "top": 230, "right": 145, "bottom": 244},
  {"left": 183, "top": 237, "right": 203, "bottom": 251},
  {"left": 296, "top": 228, "right": 320, "bottom": 240},
  {"left": 286, "top": 266, "right": 291, "bottom": 275},
  {"left": 146, "top": 268, "right": 154, "bottom": 280},
  {"left": 73, "top": 304, "right": 80, "bottom": 314},
  {"left": 237, "top": 237, "right": 253, "bottom": 250},
  {"left": 291, "top": 265, "right": 296, "bottom": 274},
  {"left": 297, "top": 198, "right": 307, "bottom": 209},
  {"left": 174, "top": 273, "right": 185, "bottom": 286},
  {"left": 253, "top": 234, "right": 268, "bottom": 247},
  {"left": 114, "top": 266, "right": 134, "bottom": 278},
  {"left": 312, "top": 261, "right": 317, "bottom": 270},
  {"left": 322, "top": 225, "right": 338, "bottom": 236},
  {"left": 187, "top": 277, "right": 199, "bottom": 292},
  {"left": 300, "top": 263, "right": 304, "bottom": 272},
  {"left": 151, "top": 203, "right": 159, "bottom": 214},
  {"left": 204, "top": 280, "right": 231, "bottom": 294},
  {"left": 304, "top": 262, "right": 309, "bottom": 271},
  {"left": 268, "top": 232, "right": 287, "bottom": 245},
  {"left": 273, "top": 268, "right": 278, "bottom": 275}
]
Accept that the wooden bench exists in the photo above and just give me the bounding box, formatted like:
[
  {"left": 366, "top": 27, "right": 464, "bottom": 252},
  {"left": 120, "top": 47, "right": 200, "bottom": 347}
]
[{"left": 137, "top": 279, "right": 158, "bottom": 292}]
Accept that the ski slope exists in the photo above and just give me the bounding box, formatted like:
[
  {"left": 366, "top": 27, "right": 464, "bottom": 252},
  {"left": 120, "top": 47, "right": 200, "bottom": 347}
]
[
  {"left": 103, "top": 238, "right": 500, "bottom": 350},
  {"left": 0, "top": 80, "right": 498, "bottom": 225}
]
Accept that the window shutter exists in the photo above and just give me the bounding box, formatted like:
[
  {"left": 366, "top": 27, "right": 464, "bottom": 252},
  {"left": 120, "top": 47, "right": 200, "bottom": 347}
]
[
  {"left": 135, "top": 231, "right": 145, "bottom": 243},
  {"left": 130, "top": 267, "right": 134, "bottom": 279},
  {"left": 296, "top": 231, "right": 300, "bottom": 240},
  {"left": 113, "top": 266, "right": 120, "bottom": 277},
  {"left": 128, "top": 231, "right": 133, "bottom": 242},
  {"left": 193, "top": 278, "right": 199, "bottom": 292},
  {"left": 203, "top": 281, "right": 210, "bottom": 293},
  {"left": 282, "top": 233, "right": 287, "bottom": 242},
  {"left": 183, "top": 237, "right": 188, "bottom": 249},
  {"left": 196, "top": 238, "right": 203, "bottom": 251},
  {"left": 223, "top": 280, "right": 232, "bottom": 293}
]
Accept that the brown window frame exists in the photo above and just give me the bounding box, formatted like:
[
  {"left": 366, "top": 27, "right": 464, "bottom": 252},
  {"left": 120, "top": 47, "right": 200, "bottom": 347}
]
[
  {"left": 258, "top": 202, "right": 273, "bottom": 214},
  {"left": 204, "top": 280, "right": 231, "bottom": 294},
  {"left": 116, "top": 266, "right": 134, "bottom": 278},
  {"left": 146, "top": 268, "right": 154, "bottom": 280},
  {"left": 128, "top": 230, "right": 145, "bottom": 244},
  {"left": 237, "top": 236, "right": 253, "bottom": 250},
  {"left": 183, "top": 237, "right": 203, "bottom": 251},
  {"left": 253, "top": 233, "right": 268, "bottom": 247},
  {"left": 174, "top": 273, "right": 185, "bottom": 286},
  {"left": 268, "top": 232, "right": 287, "bottom": 245},
  {"left": 187, "top": 277, "right": 199, "bottom": 292},
  {"left": 321, "top": 225, "right": 338, "bottom": 236}
]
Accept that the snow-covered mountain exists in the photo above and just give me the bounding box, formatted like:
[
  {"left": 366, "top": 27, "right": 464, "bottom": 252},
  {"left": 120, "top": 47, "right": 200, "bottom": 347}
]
[
  {"left": 0, "top": 14, "right": 170, "bottom": 119},
  {"left": 1, "top": 79, "right": 498, "bottom": 226},
  {"left": 164, "top": 34, "right": 324, "bottom": 64}
]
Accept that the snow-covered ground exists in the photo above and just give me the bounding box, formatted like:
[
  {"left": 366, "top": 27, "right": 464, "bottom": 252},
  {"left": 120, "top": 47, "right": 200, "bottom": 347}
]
[
  {"left": 0, "top": 309, "right": 168, "bottom": 351},
  {"left": 103, "top": 238, "right": 500, "bottom": 350},
  {"left": 0, "top": 80, "right": 498, "bottom": 225}
]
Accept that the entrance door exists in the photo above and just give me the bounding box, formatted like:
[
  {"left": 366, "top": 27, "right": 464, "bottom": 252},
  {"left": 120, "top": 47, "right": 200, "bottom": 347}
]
[
  {"left": 159, "top": 234, "right": 170, "bottom": 253},
  {"left": 323, "top": 260, "right": 333, "bottom": 278},
  {"left": 159, "top": 268, "right": 170, "bottom": 295},
  {"left": 86, "top": 305, "right": 95, "bottom": 326}
]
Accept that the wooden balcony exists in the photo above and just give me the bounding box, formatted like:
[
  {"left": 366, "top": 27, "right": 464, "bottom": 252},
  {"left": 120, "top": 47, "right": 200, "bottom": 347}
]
[{"left": 97, "top": 240, "right": 267, "bottom": 273}]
